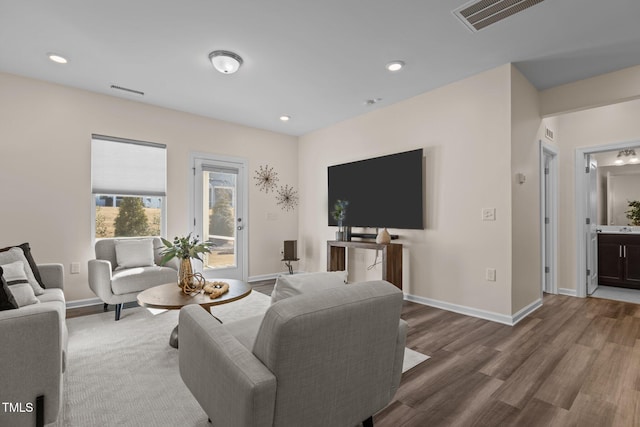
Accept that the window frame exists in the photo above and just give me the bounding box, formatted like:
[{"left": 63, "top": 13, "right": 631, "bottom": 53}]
[{"left": 91, "top": 135, "right": 167, "bottom": 242}]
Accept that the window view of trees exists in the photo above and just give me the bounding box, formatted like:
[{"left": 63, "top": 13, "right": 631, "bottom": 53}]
[
  {"left": 209, "top": 189, "right": 235, "bottom": 238},
  {"left": 94, "top": 195, "right": 162, "bottom": 238}
]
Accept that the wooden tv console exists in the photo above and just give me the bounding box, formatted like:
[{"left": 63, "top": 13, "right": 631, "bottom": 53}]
[{"left": 326, "top": 240, "right": 403, "bottom": 290}]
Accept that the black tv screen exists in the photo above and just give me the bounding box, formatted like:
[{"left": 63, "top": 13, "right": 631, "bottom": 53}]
[{"left": 328, "top": 149, "right": 424, "bottom": 229}]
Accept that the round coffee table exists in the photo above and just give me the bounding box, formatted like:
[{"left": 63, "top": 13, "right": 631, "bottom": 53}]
[{"left": 137, "top": 279, "right": 252, "bottom": 348}]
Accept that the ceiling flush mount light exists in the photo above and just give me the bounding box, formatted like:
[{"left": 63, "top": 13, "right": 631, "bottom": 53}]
[
  {"left": 47, "top": 53, "right": 68, "bottom": 64},
  {"left": 279, "top": 115, "right": 290, "bottom": 122},
  {"left": 209, "top": 50, "right": 243, "bottom": 74},
  {"left": 386, "top": 60, "right": 405, "bottom": 72}
]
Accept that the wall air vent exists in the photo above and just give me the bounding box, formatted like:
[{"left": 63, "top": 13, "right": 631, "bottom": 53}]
[
  {"left": 453, "top": 0, "right": 545, "bottom": 32},
  {"left": 110, "top": 84, "right": 144, "bottom": 96}
]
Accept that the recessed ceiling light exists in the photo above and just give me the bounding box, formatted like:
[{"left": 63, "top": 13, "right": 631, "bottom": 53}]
[
  {"left": 280, "top": 115, "right": 291, "bottom": 122},
  {"left": 48, "top": 53, "right": 68, "bottom": 64},
  {"left": 209, "top": 50, "right": 243, "bottom": 74},
  {"left": 386, "top": 61, "right": 405, "bottom": 72}
]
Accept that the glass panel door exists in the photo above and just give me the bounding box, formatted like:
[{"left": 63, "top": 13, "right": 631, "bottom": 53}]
[
  {"left": 193, "top": 157, "right": 246, "bottom": 280},
  {"left": 203, "top": 169, "right": 237, "bottom": 270}
]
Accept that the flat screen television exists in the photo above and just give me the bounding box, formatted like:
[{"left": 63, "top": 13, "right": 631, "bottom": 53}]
[{"left": 328, "top": 149, "right": 424, "bottom": 229}]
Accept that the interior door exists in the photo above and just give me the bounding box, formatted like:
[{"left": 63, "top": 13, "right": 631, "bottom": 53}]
[
  {"left": 194, "top": 158, "right": 246, "bottom": 280},
  {"left": 586, "top": 156, "right": 599, "bottom": 295},
  {"left": 543, "top": 153, "right": 552, "bottom": 293}
]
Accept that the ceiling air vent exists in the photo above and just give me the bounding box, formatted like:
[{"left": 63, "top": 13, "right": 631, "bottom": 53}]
[
  {"left": 110, "top": 84, "right": 144, "bottom": 96},
  {"left": 453, "top": 0, "right": 545, "bottom": 32}
]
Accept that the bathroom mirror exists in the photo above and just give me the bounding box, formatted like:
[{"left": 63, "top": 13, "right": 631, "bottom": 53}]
[{"left": 594, "top": 149, "right": 640, "bottom": 226}]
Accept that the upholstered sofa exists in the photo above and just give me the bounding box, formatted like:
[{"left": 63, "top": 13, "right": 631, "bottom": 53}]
[
  {"left": 88, "top": 237, "right": 179, "bottom": 320},
  {"left": 179, "top": 277, "right": 407, "bottom": 427},
  {"left": 0, "top": 262, "right": 66, "bottom": 427}
]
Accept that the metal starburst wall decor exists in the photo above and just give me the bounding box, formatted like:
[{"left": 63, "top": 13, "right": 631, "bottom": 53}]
[
  {"left": 253, "top": 165, "right": 279, "bottom": 193},
  {"left": 276, "top": 184, "right": 299, "bottom": 211}
]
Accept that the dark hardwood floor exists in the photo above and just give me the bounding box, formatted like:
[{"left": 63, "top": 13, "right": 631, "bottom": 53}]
[
  {"left": 66, "top": 285, "right": 640, "bottom": 426},
  {"left": 376, "top": 293, "right": 640, "bottom": 427}
]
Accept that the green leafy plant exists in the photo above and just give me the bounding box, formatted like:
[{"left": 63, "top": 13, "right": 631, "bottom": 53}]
[
  {"left": 159, "top": 233, "right": 215, "bottom": 265},
  {"left": 626, "top": 200, "right": 640, "bottom": 226},
  {"left": 331, "top": 199, "right": 349, "bottom": 227}
]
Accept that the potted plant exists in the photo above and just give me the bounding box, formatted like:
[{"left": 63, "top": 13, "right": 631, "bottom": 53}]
[
  {"left": 331, "top": 200, "right": 349, "bottom": 241},
  {"left": 626, "top": 200, "right": 640, "bottom": 226},
  {"left": 160, "top": 233, "right": 215, "bottom": 291}
]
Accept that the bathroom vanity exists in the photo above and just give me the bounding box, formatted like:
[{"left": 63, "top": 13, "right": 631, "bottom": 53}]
[{"left": 598, "top": 232, "right": 640, "bottom": 289}]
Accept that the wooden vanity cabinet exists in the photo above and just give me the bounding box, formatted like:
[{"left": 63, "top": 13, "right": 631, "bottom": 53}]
[{"left": 598, "top": 233, "right": 640, "bottom": 289}]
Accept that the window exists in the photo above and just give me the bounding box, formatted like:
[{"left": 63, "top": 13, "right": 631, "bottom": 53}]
[{"left": 91, "top": 135, "right": 167, "bottom": 239}]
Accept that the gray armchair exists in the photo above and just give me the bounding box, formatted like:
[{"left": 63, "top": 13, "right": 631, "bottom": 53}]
[
  {"left": 0, "top": 263, "right": 66, "bottom": 427},
  {"left": 88, "top": 237, "right": 179, "bottom": 320},
  {"left": 179, "top": 280, "right": 407, "bottom": 427}
]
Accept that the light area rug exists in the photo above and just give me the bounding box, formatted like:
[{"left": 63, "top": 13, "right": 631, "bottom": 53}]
[{"left": 56, "top": 291, "right": 428, "bottom": 426}]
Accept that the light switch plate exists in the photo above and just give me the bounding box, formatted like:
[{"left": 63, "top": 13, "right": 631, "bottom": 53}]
[
  {"left": 482, "top": 208, "right": 496, "bottom": 221},
  {"left": 70, "top": 262, "right": 80, "bottom": 274}
]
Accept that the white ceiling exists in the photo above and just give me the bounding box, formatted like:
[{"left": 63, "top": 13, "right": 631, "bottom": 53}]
[{"left": 2, "top": 0, "right": 640, "bottom": 136}]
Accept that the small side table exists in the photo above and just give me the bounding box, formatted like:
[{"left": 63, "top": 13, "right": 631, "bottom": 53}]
[{"left": 282, "top": 258, "right": 299, "bottom": 274}]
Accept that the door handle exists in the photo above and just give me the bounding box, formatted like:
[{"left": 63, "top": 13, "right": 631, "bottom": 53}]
[
  {"left": 623, "top": 245, "right": 627, "bottom": 258},
  {"left": 620, "top": 245, "right": 623, "bottom": 257}
]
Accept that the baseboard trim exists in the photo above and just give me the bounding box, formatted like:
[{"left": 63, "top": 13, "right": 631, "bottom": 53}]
[
  {"left": 66, "top": 297, "right": 102, "bottom": 309},
  {"left": 511, "top": 298, "right": 543, "bottom": 325},
  {"left": 248, "top": 271, "right": 305, "bottom": 282},
  {"left": 559, "top": 288, "right": 578, "bottom": 297},
  {"left": 404, "top": 294, "right": 542, "bottom": 326}
]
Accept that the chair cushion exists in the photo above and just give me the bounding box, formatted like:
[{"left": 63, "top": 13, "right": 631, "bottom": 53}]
[
  {"left": 0, "top": 267, "right": 18, "bottom": 311},
  {"left": 37, "top": 288, "right": 66, "bottom": 304},
  {"left": 114, "top": 239, "right": 155, "bottom": 270},
  {"left": 0, "top": 242, "right": 45, "bottom": 288},
  {"left": 1, "top": 261, "right": 40, "bottom": 307},
  {"left": 223, "top": 314, "right": 264, "bottom": 350},
  {"left": 271, "top": 270, "right": 348, "bottom": 304},
  {"left": 110, "top": 266, "right": 178, "bottom": 295},
  {"left": 0, "top": 247, "right": 44, "bottom": 295}
]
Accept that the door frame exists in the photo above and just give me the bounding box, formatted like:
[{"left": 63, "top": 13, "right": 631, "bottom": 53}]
[
  {"left": 540, "top": 141, "right": 558, "bottom": 294},
  {"left": 188, "top": 152, "right": 249, "bottom": 281},
  {"left": 575, "top": 140, "right": 640, "bottom": 297}
]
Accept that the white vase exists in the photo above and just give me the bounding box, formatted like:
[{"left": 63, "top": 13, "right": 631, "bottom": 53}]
[{"left": 376, "top": 228, "right": 391, "bottom": 244}]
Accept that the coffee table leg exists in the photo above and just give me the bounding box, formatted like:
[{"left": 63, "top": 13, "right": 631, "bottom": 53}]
[{"left": 169, "top": 324, "right": 179, "bottom": 348}]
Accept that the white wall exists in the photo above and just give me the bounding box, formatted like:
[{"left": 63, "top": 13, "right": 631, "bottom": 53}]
[
  {"left": 510, "top": 66, "right": 544, "bottom": 312},
  {"left": 0, "top": 72, "right": 298, "bottom": 302},
  {"left": 298, "top": 65, "right": 517, "bottom": 316}
]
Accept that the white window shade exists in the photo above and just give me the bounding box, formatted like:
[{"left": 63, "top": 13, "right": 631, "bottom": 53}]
[{"left": 91, "top": 135, "right": 167, "bottom": 196}]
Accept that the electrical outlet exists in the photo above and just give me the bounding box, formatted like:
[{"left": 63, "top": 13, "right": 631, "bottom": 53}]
[
  {"left": 486, "top": 268, "right": 496, "bottom": 281},
  {"left": 279, "top": 247, "right": 284, "bottom": 255},
  {"left": 70, "top": 262, "right": 80, "bottom": 274}
]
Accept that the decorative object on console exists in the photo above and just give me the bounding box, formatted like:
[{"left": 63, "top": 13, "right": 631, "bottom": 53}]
[
  {"left": 376, "top": 228, "right": 391, "bottom": 244},
  {"left": 160, "top": 234, "right": 214, "bottom": 294},
  {"left": 253, "top": 164, "right": 279, "bottom": 193},
  {"left": 626, "top": 200, "right": 640, "bottom": 226},
  {"left": 282, "top": 240, "right": 299, "bottom": 274},
  {"left": 331, "top": 199, "right": 349, "bottom": 241}
]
